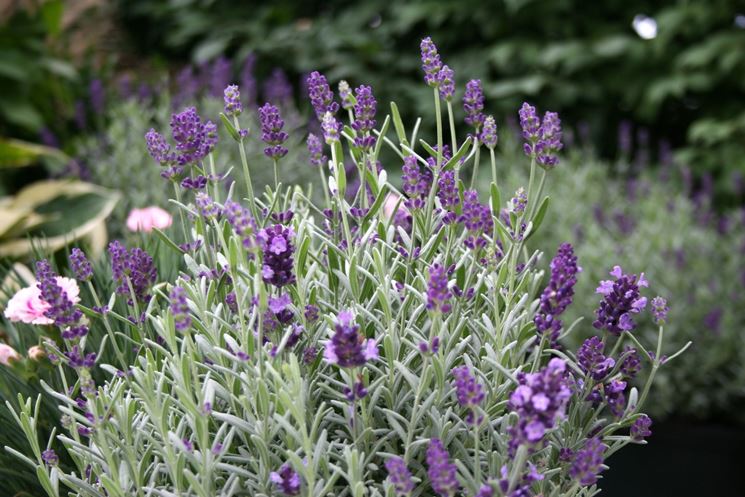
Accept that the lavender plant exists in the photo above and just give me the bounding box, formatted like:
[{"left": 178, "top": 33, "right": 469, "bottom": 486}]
[{"left": 5, "top": 39, "right": 686, "bottom": 496}]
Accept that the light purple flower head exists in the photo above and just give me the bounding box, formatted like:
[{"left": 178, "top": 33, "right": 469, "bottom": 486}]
[
  {"left": 306, "top": 71, "right": 339, "bottom": 119},
  {"left": 420, "top": 37, "right": 443, "bottom": 87},
  {"left": 438, "top": 65, "right": 455, "bottom": 101},
  {"left": 223, "top": 84, "right": 242, "bottom": 116},
  {"left": 426, "top": 438, "right": 459, "bottom": 496},
  {"left": 324, "top": 310, "right": 378, "bottom": 368},
  {"left": 259, "top": 103, "right": 289, "bottom": 159},
  {"left": 593, "top": 265, "right": 648, "bottom": 335},
  {"left": 463, "top": 80, "right": 485, "bottom": 130}
]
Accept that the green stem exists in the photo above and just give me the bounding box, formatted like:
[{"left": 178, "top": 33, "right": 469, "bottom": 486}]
[
  {"left": 235, "top": 126, "right": 258, "bottom": 219},
  {"left": 273, "top": 158, "right": 280, "bottom": 192},
  {"left": 489, "top": 147, "right": 497, "bottom": 188},
  {"left": 470, "top": 143, "right": 481, "bottom": 189},
  {"left": 446, "top": 100, "right": 457, "bottom": 153}
]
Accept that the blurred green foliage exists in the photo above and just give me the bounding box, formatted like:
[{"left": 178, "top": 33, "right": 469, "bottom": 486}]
[
  {"left": 116, "top": 0, "right": 745, "bottom": 203},
  {"left": 0, "top": 0, "right": 78, "bottom": 139}
]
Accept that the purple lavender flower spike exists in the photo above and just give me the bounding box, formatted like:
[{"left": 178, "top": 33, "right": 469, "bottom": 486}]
[
  {"left": 651, "top": 296, "right": 669, "bottom": 324},
  {"left": 338, "top": 80, "right": 354, "bottom": 110},
  {"left": 223, "top": 200, "right": 256, "bottom": 248},
  {"left": 630, "top": 415, "right": 652, "bottom": 441},
  {"left": 519, "top": 103, "right": 541, "bottom": 144},
  {"left": 535, "top": 111, "right": 563, "bottom": 169},
  {"left": 306, "top": 71, "right": 339, "bottom": 119},
  {"left": 35, "top": 260, "right": 82, "bottom": 327},
  {"left": 420, "top": 37, "right": 443, "bottom": 87},
  {"left": 511, "top": 187, "right": 527, "bottom": 214},
  {"left": 476, "top": 484, "right": 494, "bottom": 497},
  {"left": 307, "top": 133, "right": 326, "bottom": 167},
  {"left": 480, "top": 115, "right": 498, "bottom": 149},
  {"left": 507, "top": 358, "right": 571, "bottom": 455},
  {"left": 452, "top": 365, "right": 485, "bottom": 424},
  {"left": 270, "top": 463, "right": 301, "bottom": 495},
  {"left": 463, "top": 80, "right": 485, "bottom": 130},
  {"left": 385, "top": 456, "right": 415, "bottom": 495},
  {"left": 570, "top": 436, "right": 606, "bottom": 486},
  {"left": 352, "top": 85, "right": 377, "bottom": 150},
  {"left": 534, "top": 243, "right": 580, "bottom": 344},
  {"left": 402, "top": 156, "right": 432, "bottom": 210},
  {"left": 195, "top": 192, "right": 220, "bottom": 219},
  {"left": 577, "top": 336, "right": 615, "bottom": 381},
  {"left": 259, "top": 103, "right": 289, "bottom": 159},
  {"left": 69, "top": 248, "right": 93, "bottom": 282},
  {"left": 427, "top": 263, "right": 453, "bottom": 313},
  {"left": 170, "top": 286, "right": 191, "bottom": 332},
  {"left": 321, "top": 112, "right": 341, "bottom": 144},
  {"left": 426, "top": 438, "right": 459, "bottom": 497},
  {"left": 460, "top": 190, "right": 493, "bottom": 251},
  {"left": 257, "top": 224, "right": 295, "bottom": 287},
  {"left": 438, "top": 65, "right": 455, "bottom": 101},
  {"left": 223, "top": 84, "right": 242, "bottom": 116},
  {"left": 605, "top": 379, "right": 627, "bottom": 417},
  {"left": 169, "top": 107, "right": 218, "bottom": 166},
  {"left": 108, "top": 242, "right": 157, "bottom": 305},
  {"left": 437, "top": 170, "right": 459, "bottom": 223},
  {"left": 620, "top": 346, "right": 641, "bottom": 378},
  {"left": 145, "top": 129, "right": 174, "bottom": 166},
  {"left": 593, "top": 265, "right": 648, "bottom": 335},
  {"left": 324, "top": 310, "right": 377, "bottom": 367}
]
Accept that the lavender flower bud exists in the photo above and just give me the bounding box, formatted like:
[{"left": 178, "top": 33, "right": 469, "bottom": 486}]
[
  {"left": 534, "top": 243, "right": 580, "bottom": 344},
  {"left": 170, "top": 107, "right": 218, "bottom": 166},
  {"left": 420, "top": 37, "right": 443, "bottom": 87},
  {"left": 35, "top": 260, "right": 82, "bottom": 327},
  {"left": 511, "top": 187, "right": 527, "bottom": 214},
  {"left": 169, "top": 286, "right": 191, "bottom": 332},
  {"left": 651, "top": 296, "right": 669, "bottom": 324},
  {"left": 352, "top": 85, "right": 377, "bottom": 150},
  {"left": 385, "top": 456, "right": 415, "bottom": 495},
  {"left": 593, "top": 266, "right": 648, "bottom": 335},
  {"left": 452, "top": 365, "right": 485, "bottom": 424},
  {"left": 270, "top": 463, "right": 301, "bottom": 495},
  {"left": 42, "top": 449, "right": 59, "bottom": 466},
  {"left": 306, "top": 133, "right": 326, "bottom": 167},
  {"left": 630, "top": 415, "right": 652, "bottom": 441},
  {"left": 323, "top": 310, "right": 378, "bottom": 367},
  {"left": 257, "top": 224, "right": 296, "bottom": 287},
  {"left": 463, "top": 80, "right": 485, "bottom": 130},
  {"left": 576, "top": 336, "right": 615, "bottom": 381},
  {"left": 569, "top": 436, "right": 606, "bottom": 486},
  {"left": 480, "top": 115, "right": 498, "bottom": 149},
  {"left": 338, "top": 80, "right": 354, "bottom": 110},
  {"left": 306, "top": 71, "right": 339, "bottom": 119},
  {"left": 223, "top": 84, "right": 242, "bottom": 116},
  {"left": 69, "top": 248, "right": 93, "bottom": 282},
  {"left": 438, "top": 65, "right": 455, "bottom": 101},
  {"left": 427, "top": 263, "right": 453, "bottom": 313},
  {"left": 321, "top": 111, "right": 341, "bottom": 144},
  {"left": 259, "top": 103, "right": 289, "bottom": 159},
  {"left": 426, "top": 438, "right": 459, "bottom": 496},
  {"left": 145, "top": 129, "right": 174, "bottom": 166}
]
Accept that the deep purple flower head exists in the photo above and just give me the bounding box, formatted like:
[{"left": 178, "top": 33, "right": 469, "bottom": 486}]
[
  {"left": 69, "top": 248, "right": 93, "bottom": 282},
  {"left": 507, "top": 358, "right": 571, "bottom": 455},
  {"left": 519, "top": 103, "right": 541, "bottom": 142},
  {"left": 570, "top": 436, "right": 606, "bottom": 486},
  {"left": 605, "top": 379, "right": 627, "bottom": 417},
  {"left": 511, "top": 188, "right": 527, "bottom": 214},
  {"left": 170, "top": 286, "right": 191, "bottom": 332},
  {"left": 270, "top": 463, "right": 301, "bottom": 495},
  {"left": 533, "top": 243, "right": 579, "bottom": 343},
  {"left": 64, "top": 344, "right": 96, "bottom": 369},
  {"left": 630, "top": 415, "right": 652, "bottom": 441},
  {"left": 437, "top": 170, "right": 459, "bottom": 222},
  {"left": 223, "top": 84, "right": 242, "bottom": 116},
  {"left": 35, "top": 260, "right": 82, "bottom": 327},
  {"left": 651, "top": 296, "right": 669, "bottom": 324},
  {"left": 480, "top": 115, "right": 498, "bottom": 148},
  {"left": 145, "top": 129, "right": 174, "bottom": 166},
  {"left": 169, "top": 107, "right": 218, "bottom": 166},
  {"left": 577, "top": 336, "right": 615, "bottom": 381},
  {"left": 498, "top": 463, "right": 543, "bottom": 497},
  {"left": 426, "top": 439, "right": 459, "bottom": 497},
  {"left": 258, "top": 224, "right": 295, "bottom": 287},
  {"left": 42, "top": 449, "right": 59, "bottom": 466},
  {"left": 324, "top": 310, "right": 377, "bottom": 368},
  {"left": 307, "top": 133, "right": 326, "bottom": 167},
  {"left": 427, "top": 263, "right": 453, "bottom": 313},
  {"left": 438, "top": 65, "right": 455, "bottom": 100},
  {"left": 620, "top": 346, "right": 641, "bottom": 378},
  {"left": 452, "top": 365, "right": 485, "bottom": 424},
  {"left": 420, "top": 37, "right": 443, "bottom": 87},
  {"left": 402, "top": 156, "right": 432, "bottom": 210},
  {"left": 385, "top": 457, "right": 415, "bottom": 495},
  {"left": 306, "top": 71, "right": 339, "bottom": 119},
  {"left": 259, "top": 103, "right": 289, "bottom": 159},
  {"left": 463, "top": 80, "right": 485, "bottom": 130},
  {"left": 475, "top": 484, "right": 494, "bottom": 497},
  {"left": 223, "top": 200, "right": 256, "bottom": 248},
  {"left": 593, "top": 266, "right": 648, "bottom": 335},
  {"left": 263, "top": 68, "right": 293, "bottom": 105},
  {"left": 535, "top": 111, "right": 563, "bottom": 169},
  {"left": 352, "top": 85, "right": 377, "bottom": 150},
  {"left": 108, "top": 242, "right": 157, "bottom": 305},
  {"left": 460, "top": 190, "right": 493, "bottom": 250}
]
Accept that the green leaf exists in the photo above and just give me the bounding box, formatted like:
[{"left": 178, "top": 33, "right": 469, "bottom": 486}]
[
  {"left": 219, "top": 113, "right": 241, "bottom": 142},
  {"left": 490, "top": 182, "right": 501, "bottom": 215},
  {"left": 442, "top": 136, "right": 473, "bottom": 171},
  {"left": 0, "top": 138, "right": 67, "bottom": 169},
  {"left": 389, "top": 102, "right": 408, "bottom": 146},
  {"left": 525, "top": 196, "right": 550, "bottom": 240}
]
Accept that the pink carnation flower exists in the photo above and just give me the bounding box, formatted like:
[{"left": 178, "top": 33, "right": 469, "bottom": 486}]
[
  {"left": 4, "top": 277, "right": 81, "bottom": 325},
  {"left": 0, "top": 343, "right": 21, "bottom": 366},
  {"left": 126, "top": 206, "right": 173, "bottom": 233}
]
